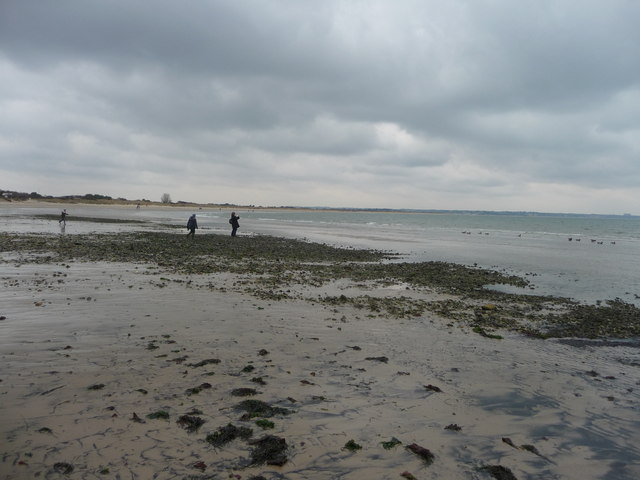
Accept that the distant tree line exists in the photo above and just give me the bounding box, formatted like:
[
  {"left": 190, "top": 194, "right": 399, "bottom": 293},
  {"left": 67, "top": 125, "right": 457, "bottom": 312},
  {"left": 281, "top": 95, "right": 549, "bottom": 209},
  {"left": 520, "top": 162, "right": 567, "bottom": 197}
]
[{"left": 0, "top": 189, "right": 151, "bottom": 203}]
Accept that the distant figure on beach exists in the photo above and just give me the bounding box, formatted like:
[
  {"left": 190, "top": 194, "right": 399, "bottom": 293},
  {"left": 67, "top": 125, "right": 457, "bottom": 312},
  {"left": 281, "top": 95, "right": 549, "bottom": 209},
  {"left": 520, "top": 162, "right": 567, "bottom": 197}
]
[
  {"left": 59, "top": 209, "right": 67, "bottom": 225},
  {"left": 229, "top": 212, "right": 240, "bottom": 237},
  {"left": 186, "top": 214, "right": 198, "bottom": 238}
]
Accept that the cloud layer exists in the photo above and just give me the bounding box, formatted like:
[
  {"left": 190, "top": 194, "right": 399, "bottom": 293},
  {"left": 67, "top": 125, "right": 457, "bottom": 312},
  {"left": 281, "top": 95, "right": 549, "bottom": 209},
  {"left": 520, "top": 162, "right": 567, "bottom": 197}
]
[{"left": 1, "top": 0, "right": 639, "bottom": 213}]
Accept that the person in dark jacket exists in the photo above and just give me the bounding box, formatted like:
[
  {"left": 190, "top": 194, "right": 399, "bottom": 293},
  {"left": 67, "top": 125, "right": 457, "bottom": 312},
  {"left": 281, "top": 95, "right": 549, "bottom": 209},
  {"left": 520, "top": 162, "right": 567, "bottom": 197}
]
[
  {"left": 186, "top": 214, "right": 198, "bottom": 238},
  {"left": 229, "top": 212, "right": 240, "bottom": 237}
]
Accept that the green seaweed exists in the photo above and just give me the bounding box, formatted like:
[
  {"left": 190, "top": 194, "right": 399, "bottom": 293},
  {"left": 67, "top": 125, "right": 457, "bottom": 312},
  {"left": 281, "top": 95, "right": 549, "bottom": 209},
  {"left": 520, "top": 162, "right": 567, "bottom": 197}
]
[
  {"left": 343, "top": 439, "right": 362, "bottom": 452},
  {"left": 381, "top": 437, "right": 402, "bottom": 449},
  {"left": 235, "top": 399, "right": 291, "bottom": 418},
  {"left": 255, "top": 419, "right": 275, "bottom": 430},
  {"left": 206, "top": 423, "right": 253, "bottom": 447},
  {"left": 146, "top": 410, "right": 170, "bottom": 420}
]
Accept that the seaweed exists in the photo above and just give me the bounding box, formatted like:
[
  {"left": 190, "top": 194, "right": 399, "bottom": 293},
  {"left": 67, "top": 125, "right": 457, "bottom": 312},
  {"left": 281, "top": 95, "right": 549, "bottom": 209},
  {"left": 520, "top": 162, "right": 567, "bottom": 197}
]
[
  {"left": 343, "top": 439, "right": 362, "bottom": 452},
  {"left": 177, "top": 415, "right": 206, "bottom": 433},
  {"left": 479, "top": 465, "right": 518, "bottom": 480},
  {"left": 365, "top": 356, "right": 389, "bottom": 363},
  {"left": 53, "top": 462, "right": 74, "bottom": 474},
  {"left": 380, "top": 437, "right": 402, "bottom": 449},
  {"left": 235, "top": 399, "right": 291, "bottom": 418},
  {"left": 146, "top": 410, "right": 170, "bottom": 420},
  {"left": 424, "top": 384, "right": 443, "bottom": 393},
  {"left": 231, "top": 387, "right": 259, "bottom": 397},
  {"left": 206, "top": 423, "right": 253, "bottom": 447},
  {"left": 189, "top": 358, "right": 221, "bottom": 368},
  {"left": 255, "top": 419, "right": 275, "bottom": 430},
  {"left": 405, "top": 443, "right": 434, "bottom": 465},
  {"left": 444, "top": 424, "right": 462, "bottom": 431},
  {"left": 248, "top": 435, "right": 288, "bottom": 466}
]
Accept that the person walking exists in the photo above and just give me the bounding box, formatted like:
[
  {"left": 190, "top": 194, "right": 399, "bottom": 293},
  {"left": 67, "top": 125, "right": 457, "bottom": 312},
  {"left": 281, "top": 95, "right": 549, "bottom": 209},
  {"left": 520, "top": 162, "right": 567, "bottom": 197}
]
[
  {"left": 186, "top": 214, "right": 198, "bottom": 238},
  {"left": 59, "top": 209, "right": 67, "bottom": 225},
  {"left": 229, "top": 212, "right": 240, "bottom": 237}
]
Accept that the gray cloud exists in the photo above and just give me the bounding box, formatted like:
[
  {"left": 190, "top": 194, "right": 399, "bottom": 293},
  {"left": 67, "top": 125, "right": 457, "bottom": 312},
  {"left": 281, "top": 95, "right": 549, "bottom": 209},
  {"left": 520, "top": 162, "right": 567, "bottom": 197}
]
[{"left": 1, "top": 0, "right": 639, "bottom": 213}]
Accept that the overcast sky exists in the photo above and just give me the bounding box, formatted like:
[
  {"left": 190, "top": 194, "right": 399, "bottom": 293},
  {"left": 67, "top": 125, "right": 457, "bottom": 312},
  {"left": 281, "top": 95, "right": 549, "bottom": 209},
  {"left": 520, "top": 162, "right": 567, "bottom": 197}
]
[{"left": 1, "top": 1, "right": 639, "bottom": 214}]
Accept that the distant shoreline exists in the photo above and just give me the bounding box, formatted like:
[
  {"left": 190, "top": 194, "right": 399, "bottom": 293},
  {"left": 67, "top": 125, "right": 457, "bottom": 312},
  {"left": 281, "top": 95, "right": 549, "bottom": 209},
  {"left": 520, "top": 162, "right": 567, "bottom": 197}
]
[{"left": 1, "top": 198, "right": 636, "bottom": 218}]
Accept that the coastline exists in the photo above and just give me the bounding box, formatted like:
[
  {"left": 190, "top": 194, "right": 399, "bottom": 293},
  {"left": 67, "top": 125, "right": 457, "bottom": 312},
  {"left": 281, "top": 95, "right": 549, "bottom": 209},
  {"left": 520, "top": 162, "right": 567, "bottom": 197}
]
[{"left": 1, "top": 213, "right": 640, "bottom": 478}]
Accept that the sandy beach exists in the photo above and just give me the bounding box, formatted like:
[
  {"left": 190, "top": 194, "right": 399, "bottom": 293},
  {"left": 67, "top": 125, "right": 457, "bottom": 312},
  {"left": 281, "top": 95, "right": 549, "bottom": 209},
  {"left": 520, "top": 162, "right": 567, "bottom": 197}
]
[{"left": 1, "top": 207, "right": 639, "bottom": 479}]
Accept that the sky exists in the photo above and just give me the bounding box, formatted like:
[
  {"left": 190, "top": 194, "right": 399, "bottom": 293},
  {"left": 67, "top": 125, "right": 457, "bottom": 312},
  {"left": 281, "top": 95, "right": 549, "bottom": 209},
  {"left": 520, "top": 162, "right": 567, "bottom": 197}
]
[{"left": 1, "top": 1, "right": 639, "bottom": 214}]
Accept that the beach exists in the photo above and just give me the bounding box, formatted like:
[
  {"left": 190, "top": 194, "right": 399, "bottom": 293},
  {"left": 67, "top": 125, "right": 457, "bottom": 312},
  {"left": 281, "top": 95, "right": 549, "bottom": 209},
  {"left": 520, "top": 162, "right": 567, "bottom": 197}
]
[{"left": 1, "top": 204, "right": 640, "bottom": 479}]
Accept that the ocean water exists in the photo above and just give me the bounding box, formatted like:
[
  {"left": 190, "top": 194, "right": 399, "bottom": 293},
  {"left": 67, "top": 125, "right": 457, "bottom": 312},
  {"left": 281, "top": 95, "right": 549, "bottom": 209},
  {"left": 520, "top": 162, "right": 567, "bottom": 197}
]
[{"left": 1, "top": 205, "right": 640, "bottom": 306}]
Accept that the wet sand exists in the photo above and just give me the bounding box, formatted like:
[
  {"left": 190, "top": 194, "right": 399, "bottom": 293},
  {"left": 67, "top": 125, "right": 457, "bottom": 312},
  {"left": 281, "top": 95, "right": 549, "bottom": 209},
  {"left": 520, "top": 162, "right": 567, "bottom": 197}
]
[{"left": 1, "top": 210, "right": 640, "bottom": 479}]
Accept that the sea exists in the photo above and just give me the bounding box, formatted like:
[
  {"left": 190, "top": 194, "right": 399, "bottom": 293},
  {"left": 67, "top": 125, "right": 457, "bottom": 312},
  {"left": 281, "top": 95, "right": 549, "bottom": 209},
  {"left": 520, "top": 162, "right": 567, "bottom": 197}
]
[{"left": 2, "top": 204, "right": 640, "bottom": 306}]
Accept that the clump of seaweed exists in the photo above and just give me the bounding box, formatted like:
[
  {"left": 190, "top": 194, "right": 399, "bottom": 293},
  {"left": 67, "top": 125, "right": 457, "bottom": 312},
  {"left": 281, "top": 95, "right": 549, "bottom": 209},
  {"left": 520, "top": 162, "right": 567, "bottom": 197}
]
[
  {"left": 206, "top": 423, "right": 253, "bottom": 447},
  {"left": 248, "top": 435, "right": 288, "bottom": 466},
  {"left": 235, "top": 399, "right": 291, "bottom": 418},
  {"left": 255, "top": 419, "right": 275, "bottom": 430},
  {"left": 479, "top": 465, "right": 518, "bottom": 480},
  {"left": 189, "top": 358, "right": 220, "bottom": 368},
  {"left": 53, "top": 462, "right": 74, "bottom": 474},
  {"left": 380, "top": 437, "right": 402, "bottom": 449},
  {"left": 405, "top": 443, "right": 434, "bottom": 465},
  {"left": 231, "top": 387, "right": 259, "bottom": 397},
  {"left": 146, "top": 410, "right": 170, "bottom": 420},
  {"left": 343, "top": 439, "right": 362, "bottom": 451},
  {"left": 365, "top": 356, "right": 389, "bottom": 363},
  {"left": 473, "top": 325, "right": 504, "bottom": 339},
  {"left": 185, "top": 383, "right": 211, "bottom": 396},
  {"left": 177, "top": 415, "right": 206, "bottom": 433},
  {"left": 424, "top": 384, "right": 443, "bottom": 393}
]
